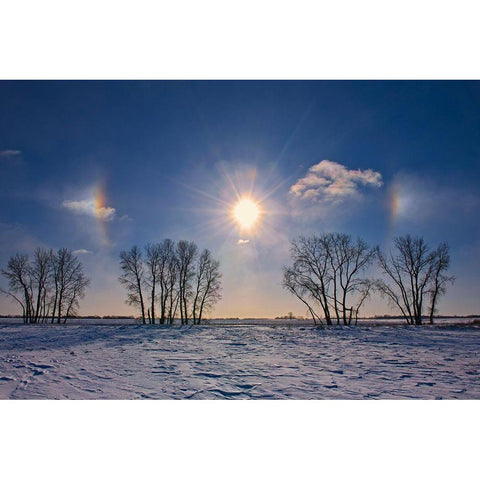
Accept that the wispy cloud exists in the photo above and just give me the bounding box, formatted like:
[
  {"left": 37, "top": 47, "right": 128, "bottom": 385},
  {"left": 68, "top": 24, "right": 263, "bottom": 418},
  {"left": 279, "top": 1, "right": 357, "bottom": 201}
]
[
  {"left": 237, "top": 239, "right": 250, "bottom": 245},
  {"left": 290, "top": 160, "right": 382, "bottom": 202},
  {"left": 0, "top": 149, "right": 21, "bottom": 157},
  {"left": 62, "top": 199, "right": 116, "bottom": 221},
  {"left": 73, "top": 249, "right": 93, "bottom": 255},
  {"left": 0, "top": 149, "right": 21, "bottom": 160}
]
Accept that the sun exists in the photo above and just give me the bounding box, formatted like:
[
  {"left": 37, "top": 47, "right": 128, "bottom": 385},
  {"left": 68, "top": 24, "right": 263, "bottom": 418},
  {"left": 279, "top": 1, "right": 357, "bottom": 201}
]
[{"left": 232, "top": 197, "right": 260, "bottom": 230}]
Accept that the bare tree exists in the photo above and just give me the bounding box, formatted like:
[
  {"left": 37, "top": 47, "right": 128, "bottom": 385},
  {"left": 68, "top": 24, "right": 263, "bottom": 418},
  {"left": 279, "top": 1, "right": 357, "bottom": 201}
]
[
  {"left": 166, "top": 244, "right": 180, "bottom": 324},
  {"left": 155, "top": 239, "right": 177, "bottom": 324},
  {"left": 176, "top": 240, "right": 198, "bottom": 325},
  {"left": 119, "top": 246, "right": 147, "bottom": 324},
  {"left": 282, "top": 266, "right": 325, "bottom": 326},
  {"left": 352, "top": 279, "right": 374, "bottom": 325},
  {"left": 191, "top": 249, "right": 222, "bottom": 324},
  {"left": 31, "top": 248, "right": 54, "bottom": 323},
  {"left": 327, "top": 234, "right": 376, "bottom": 325},
  {"left": 376, "top": 235, "right": 453, "bottom": 325},
  {"left": 1, "top": 253, "right": 33, "bottom": 323},
  {"left": 63, "top": 269, "right": 90, "bottom": 321},
  {"left": 284, "top": 235, "right": 334, "bottom": 324},
  {"left": 52, "top": 248, "right": 90, "bottom": 323},
  {"left": 428, "top": 242, "right": 455, "bottom": 324},
  {"left": 145, "top": 243, "right": 162, "bottom": 324},
  {"left": 119, "top": 240, "right": 220, "bottom": 325},
  {"left": 282, "top": 233, "right": 375, "bottom": 326}
]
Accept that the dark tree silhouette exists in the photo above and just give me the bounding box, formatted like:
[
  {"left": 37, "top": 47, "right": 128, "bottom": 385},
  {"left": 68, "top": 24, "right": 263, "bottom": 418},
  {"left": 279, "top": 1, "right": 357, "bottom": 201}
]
[
  {"left": 31, "top": 248, "right": 54, "bottom": 323},
  {"left": 119, "top": 246, "right": 147, "bottom": 324},
  {"left": 352, "top": 279, "right": 374, "bottom": 325},
  {"left": 376, "top": 235, "right": 454, "bottom": 325},
  {"left": 428, "top": 242, "right": 455, "bottom": 324},
  {"left": 283, "top": 266, "right": 325, "bottom": 326},
  {"left": 283, "top": 233, "right": 375, "bottom": 325},
  {"left": 176, "top": 240, "right": 198, "bottom": 325},
  {"left": 283, "top": 235, "right": 333, "bottom": 325},
  {"left": 1, "top": 248, "right": 89, "bottom": 323},
  {"left": 145, "top": 243, "right": 162, "bottom": 324},
  {"left": 1, "top": 253, "right": 32, "bottom": 323},
  {"left": 52, "top": 248, "right": 90, "bottom": 323},
  {"left": 327, "top": 234, "right": 376, "bottom": 324},
  {"left": 165, "top": 241, "right": 180, "bottom": 324},
  {"left": 191, "top": 249, "right": 222, "bottom": 324},
  {"left": 156, "top": 239, "right": 178, "bottom": 324},
  {"left": 118, "top": 240, "right": 221, "bottom": 325}
]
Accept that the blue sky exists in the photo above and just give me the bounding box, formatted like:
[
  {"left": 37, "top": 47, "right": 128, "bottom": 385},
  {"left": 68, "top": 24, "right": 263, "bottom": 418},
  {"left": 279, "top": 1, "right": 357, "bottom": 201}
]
[{"left": 1, "top": 80, "right": 479, "bottom": 317}]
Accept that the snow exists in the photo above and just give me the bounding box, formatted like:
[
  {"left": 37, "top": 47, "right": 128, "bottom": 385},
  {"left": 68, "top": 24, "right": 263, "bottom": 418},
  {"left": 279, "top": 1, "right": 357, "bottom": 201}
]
[{"left": 0, "top": 319, "right": 479, "bottom": 399}]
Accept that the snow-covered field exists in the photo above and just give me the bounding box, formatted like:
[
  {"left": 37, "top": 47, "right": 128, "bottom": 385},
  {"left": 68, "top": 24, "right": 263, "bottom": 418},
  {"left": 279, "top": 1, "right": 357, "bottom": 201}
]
[{"left": 1, "top": 319, "right": 479, "bottom": 399}]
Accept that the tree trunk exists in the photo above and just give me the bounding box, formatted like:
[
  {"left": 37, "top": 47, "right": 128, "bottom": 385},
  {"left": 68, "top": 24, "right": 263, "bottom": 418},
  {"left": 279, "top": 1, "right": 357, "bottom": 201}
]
[
  {"left": 429, "top": 290, "right": 438, "bottom": 324},
  {"left": 341, "top": 289, "right": 349, "bottom": 325},
  {"left": 138, "top": 279, "right": 146, "bottom": 324},
  {"left": 57, "top": 291, "right": 63, "bottom": 324},
  {"left": 150, "top": 284, "right": 155, "bottom": 324},
  {"left": 51, "top": 287, "right": 58, "bottom": 324}
]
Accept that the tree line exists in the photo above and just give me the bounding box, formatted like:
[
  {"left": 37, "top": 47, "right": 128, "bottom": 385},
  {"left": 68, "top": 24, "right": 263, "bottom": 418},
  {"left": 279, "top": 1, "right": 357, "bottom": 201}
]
[
  {"left": 1, "top": 234, "right": 453, "bottom": 327},
  {"left": 283, "top": 233, "right": 454, "bottom": 326},
  {"left": 118, "top": 239, "right": 222, "bottom": 324},
  {"left": 1, "top": 248, "right": 89, "bottom": 323}
]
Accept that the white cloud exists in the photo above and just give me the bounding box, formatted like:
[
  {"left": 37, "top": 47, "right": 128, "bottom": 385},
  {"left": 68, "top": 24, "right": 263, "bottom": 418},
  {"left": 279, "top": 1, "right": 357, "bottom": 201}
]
[
  {"left": 290, "top": 160, "right": 382, "bottom": 202},
  {"left": 237, "top": 239, "right": 250, "bottom": 245},
  {"left": 73, "top": 249, "right": 93, "bottom": 255},
  {"left": 62, "top": 199, "right": 116, "bottom": 221}
]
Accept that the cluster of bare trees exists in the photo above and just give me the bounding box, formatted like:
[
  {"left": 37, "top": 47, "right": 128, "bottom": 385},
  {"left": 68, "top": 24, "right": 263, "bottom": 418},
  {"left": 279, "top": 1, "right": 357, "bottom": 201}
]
[
  {"left": 283, "top": 233, "right": 375, "bottom": 326},
  {"left": 119, "top": 239, "right": 222, "bottom": 324},
  {"left": 0, "top": 234, "right": 452, "bottom": 328},
  {"left": 376, "top": 236, "right": 454, "bottom": 325},
  {"left": 283, "top": 233, "right": 453, "bottom": 326},
  {"left": 1, "top": 248, "right": 90, "bottom": 323}
]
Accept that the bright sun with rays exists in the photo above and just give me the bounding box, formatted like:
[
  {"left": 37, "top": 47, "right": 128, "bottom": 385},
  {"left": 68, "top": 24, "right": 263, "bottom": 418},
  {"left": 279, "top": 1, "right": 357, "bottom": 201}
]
[{"left": 232, "top": 197, "right": 260, "bottom": 229}]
